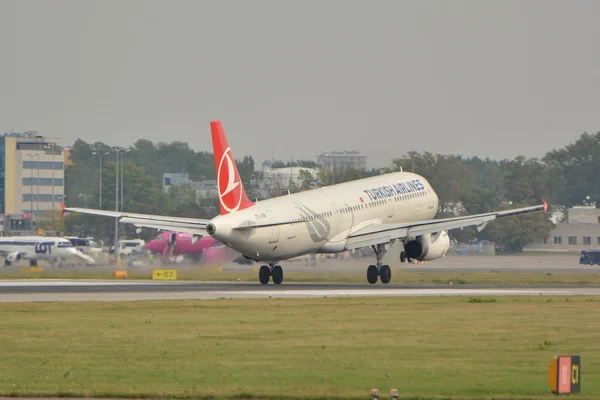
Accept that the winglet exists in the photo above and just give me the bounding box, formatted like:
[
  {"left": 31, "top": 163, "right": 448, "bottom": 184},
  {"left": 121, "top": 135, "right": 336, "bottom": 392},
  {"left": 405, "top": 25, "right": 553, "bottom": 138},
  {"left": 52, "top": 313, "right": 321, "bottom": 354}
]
[
  {"left": 60, "top": 202, "right": 67, "bottom": 216},
  {"left": 542, "top": 199, "right": 548, "bottom": 214}
]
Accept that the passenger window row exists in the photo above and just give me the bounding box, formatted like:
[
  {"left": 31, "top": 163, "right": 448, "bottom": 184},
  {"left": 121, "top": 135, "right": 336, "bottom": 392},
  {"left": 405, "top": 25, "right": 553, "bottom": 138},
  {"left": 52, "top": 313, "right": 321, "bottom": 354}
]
[{"left": 291, "top": 190, "right": 428, "bottom": 224}]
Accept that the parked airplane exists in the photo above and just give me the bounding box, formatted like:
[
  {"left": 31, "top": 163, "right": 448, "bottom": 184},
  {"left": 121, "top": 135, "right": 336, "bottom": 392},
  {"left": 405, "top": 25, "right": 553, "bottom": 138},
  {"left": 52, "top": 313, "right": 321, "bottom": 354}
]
[
  {"left": 145, "top": 231, "right": 225, "bottom": 263},
  {"left": 0, "top": 236, "right": 96, "bottom": 267},
  {"left": 63, "top": 120, "right": 547, "bottom": 284}
]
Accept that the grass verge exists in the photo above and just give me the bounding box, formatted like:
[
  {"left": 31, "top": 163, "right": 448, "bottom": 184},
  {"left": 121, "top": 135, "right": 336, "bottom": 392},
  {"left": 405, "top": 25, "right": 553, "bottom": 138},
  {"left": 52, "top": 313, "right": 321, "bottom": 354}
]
[
  {"left": 3, "top": 267, "right": 600, "bottom": 286},
  {"left": 1, "top": 296, "right": 599, "bottom": 399}
]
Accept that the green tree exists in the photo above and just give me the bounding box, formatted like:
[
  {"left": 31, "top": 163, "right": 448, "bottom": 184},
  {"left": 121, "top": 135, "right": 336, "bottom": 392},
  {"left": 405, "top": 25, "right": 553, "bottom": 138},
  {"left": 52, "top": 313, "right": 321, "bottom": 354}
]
[
  {"left": 237, "top": 155, "right": 255, "bottom": 185},
  {"left": 480, "top": 202, "right": 554, "bottom": 252},
  {"left": 543, "top": 131, "right": 600, "bottom": 206},
  {"left": 393, "top": 152, "right": 474, "bottom": 216},
  {"left": 499, "top": 156, "right": 549, "bottom": 205},
  {"left": 298, "top": 169, "right": 316, "bottom": 190}
]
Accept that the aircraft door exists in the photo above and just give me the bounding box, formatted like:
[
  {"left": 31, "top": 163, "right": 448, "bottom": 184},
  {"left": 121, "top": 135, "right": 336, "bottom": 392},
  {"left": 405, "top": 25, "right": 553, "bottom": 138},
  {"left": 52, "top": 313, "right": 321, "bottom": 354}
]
[
  {"left": 429, "top": 194, "right": 436, "bottom": 210},
  {"left": 330, "top": 202, "right": 341, "bottom": 234},
  {"left": 267, "top": 211, "right": 279, "bottom": 244}
]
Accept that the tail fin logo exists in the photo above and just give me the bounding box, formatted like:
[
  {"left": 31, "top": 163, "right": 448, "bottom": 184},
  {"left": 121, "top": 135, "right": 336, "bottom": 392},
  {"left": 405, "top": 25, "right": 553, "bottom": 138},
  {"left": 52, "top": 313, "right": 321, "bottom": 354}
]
[{"left": 217, "top": 147, "right": 243, "bottom": 213}]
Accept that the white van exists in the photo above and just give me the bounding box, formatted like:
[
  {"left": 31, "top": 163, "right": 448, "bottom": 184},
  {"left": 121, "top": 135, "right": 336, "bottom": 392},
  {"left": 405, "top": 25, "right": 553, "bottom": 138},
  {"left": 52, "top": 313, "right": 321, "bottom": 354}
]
[{"left": 118, "top": 239, "right": 146, "bottom": 256}]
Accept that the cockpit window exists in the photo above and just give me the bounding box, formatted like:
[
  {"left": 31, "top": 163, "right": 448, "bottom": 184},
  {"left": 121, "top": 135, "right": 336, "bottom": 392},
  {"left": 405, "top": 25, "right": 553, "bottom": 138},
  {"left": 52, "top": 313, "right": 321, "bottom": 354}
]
[
  {"left": 154, "top": 236, "right": 166, "bottom": 241},
  {"left": 57, "top": 241, "right": 73, "bottom": 248}
]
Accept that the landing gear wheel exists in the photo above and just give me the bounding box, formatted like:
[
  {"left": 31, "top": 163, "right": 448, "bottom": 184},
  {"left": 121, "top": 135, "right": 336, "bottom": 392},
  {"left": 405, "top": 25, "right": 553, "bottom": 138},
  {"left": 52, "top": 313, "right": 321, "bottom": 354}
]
[
  {"left": 367, "top": 264, "right": 379, "bottom": 284},
  {"left": 29, "top": 259, "right": 38, "bottom": 267},
  {"left": 4, "top": 260, "right": 11, "bottom": 267},
  {"left": 380, "top": 265, "right": 391, "bottom": 284},
  {"left": 258, "top": 265, "right": 270, "bottom": 284},
  {"left": 407, "top": 257, "right": 413, "bottom": 264},
  {"left": 400, "top": 251, "right": 406, "bottom": 263},
  {"left": 271, "top": 265, "right": 283, "bottom": 284}
]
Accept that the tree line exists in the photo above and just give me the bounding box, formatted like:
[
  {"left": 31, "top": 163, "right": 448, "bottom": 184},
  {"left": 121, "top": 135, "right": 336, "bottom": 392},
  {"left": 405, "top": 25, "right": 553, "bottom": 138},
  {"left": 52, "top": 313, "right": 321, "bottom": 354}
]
[{"left": 61, "top": 131, "right": 600, "bottom": 251}]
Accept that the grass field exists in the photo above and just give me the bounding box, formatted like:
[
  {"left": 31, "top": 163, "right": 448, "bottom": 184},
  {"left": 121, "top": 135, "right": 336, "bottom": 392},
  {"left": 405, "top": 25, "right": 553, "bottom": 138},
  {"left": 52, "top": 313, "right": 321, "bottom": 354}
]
[
  {"left": 3, "top": 266, "right": 600, "bottom": 286},
  {"left": 1, "top": 296, "right": 599, "bottom": 400}
]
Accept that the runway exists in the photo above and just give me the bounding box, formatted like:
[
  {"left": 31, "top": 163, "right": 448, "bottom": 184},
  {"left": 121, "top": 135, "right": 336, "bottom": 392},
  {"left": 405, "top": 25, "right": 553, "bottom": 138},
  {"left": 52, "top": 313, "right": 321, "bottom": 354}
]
[{"left": 2, "top": 279, "right": 600, "bottom": 302}]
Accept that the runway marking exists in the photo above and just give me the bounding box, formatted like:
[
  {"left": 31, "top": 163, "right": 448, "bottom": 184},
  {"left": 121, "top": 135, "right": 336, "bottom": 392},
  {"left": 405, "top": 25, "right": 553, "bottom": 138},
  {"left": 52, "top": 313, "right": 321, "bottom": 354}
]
[{"left": 229, "top": 288, "right": 575, "bottom": 297}]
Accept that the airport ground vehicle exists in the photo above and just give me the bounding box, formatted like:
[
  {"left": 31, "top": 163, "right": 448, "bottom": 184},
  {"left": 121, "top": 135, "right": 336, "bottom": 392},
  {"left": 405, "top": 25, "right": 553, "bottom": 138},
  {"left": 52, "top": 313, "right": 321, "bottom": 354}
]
[
  {"left": 579, "top": 249, "right": 600, "bottom": 265},
  {"left": 118, "top": 239, "right": 146, "bottom": 256}
]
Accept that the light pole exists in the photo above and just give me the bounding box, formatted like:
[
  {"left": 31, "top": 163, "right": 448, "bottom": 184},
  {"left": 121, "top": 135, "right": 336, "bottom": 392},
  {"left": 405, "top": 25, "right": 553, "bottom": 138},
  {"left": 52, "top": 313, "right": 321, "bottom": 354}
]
[
  {"left": 112, "top": 147, "right": 127, "bottom": 261},
  {"left": 78, "top": 193, "right": 90, "bottom": 207},
  {"left": 285, "top": 153, "right": 299, "bottom": 190},
  {"left": 114, "top": 149, "right": 120, "bottom": 260},
  {"left": 120, "top": 152, "right": 123, "bottom": 211},
  {"left": 92, "top": 151, "right": 103, "bottom": 209},
  {"left": 407, "top": 151, "right": 418, "bottom": 172},
  {"left": 120, "top": 149, "right": 130, "bottom": 212}
]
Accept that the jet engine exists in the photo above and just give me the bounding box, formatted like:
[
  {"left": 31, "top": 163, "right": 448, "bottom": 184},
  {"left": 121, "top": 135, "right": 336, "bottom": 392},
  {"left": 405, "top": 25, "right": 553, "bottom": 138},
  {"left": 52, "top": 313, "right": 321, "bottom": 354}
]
[
  {"left": 7, "top": 252, "right": 22, "bottom": 262},
  {"left": 404, "top": 231, "right": 450, "bottom": 261}
]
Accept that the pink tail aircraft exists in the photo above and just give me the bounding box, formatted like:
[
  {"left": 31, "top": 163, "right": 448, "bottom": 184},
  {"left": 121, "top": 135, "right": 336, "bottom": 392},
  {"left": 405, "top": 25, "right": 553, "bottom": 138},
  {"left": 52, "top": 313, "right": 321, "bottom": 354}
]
[{"left": 145, "top": 231, "right": 229, "bottom": 264}]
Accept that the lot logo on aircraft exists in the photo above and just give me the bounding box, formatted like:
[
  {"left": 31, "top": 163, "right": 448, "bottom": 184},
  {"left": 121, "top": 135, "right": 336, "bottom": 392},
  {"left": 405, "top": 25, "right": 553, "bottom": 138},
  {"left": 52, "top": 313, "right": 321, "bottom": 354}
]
[
  {"left": 217, "top": 147, "right": 243, "bottom": 213},
  {"left": 34, "top": 242, "right": 53, "bottom": 254}
]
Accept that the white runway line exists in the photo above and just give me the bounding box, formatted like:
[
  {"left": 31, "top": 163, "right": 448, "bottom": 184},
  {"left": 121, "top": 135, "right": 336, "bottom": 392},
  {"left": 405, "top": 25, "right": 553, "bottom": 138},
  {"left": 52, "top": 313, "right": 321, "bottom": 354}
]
[
  {"left": 2, "top": 287, "right": 600, "bottom": 302},
  {"left": 230, "top": 288, "right": 575, "bottom": 297}
]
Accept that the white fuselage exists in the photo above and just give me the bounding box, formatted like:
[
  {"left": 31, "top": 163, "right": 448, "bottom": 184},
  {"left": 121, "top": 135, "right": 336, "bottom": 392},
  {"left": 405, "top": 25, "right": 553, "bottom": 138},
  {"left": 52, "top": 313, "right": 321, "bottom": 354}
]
[
  {"left": 0, "top": 236, "right": 95, "bottom": 265},
  {"left": 209, "top": 172, "right": 439, "bottom": 261}
]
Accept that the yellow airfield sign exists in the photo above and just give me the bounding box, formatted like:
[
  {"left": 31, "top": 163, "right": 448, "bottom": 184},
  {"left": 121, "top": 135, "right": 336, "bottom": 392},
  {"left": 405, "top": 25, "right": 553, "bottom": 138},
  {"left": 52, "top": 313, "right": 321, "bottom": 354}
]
[{"left": 152, "top": 269, "right": 177, "bottom": 280}]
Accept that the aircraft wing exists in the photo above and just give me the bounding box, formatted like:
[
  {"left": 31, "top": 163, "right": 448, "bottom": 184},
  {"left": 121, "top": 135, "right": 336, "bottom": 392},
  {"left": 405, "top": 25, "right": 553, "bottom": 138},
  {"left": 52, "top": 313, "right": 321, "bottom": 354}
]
[
  {"left": 344, "top": 203, "right": 547, "bottom": 250},
  {"left": 119, "top": 218, "right": 208, "bottom": 236},
  {"left": 63, "top": 206, "right": 210, "bottom": 235}
]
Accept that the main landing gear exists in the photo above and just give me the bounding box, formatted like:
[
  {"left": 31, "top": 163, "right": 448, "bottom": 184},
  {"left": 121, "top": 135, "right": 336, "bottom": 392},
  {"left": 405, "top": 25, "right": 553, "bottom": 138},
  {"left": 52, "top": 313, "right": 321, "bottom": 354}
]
[
  {"left": 367, "top": 244, "right": 391, "bottom": 284},
  {"left": 258, "top": 261, "right": 283, "bottom": 285}
]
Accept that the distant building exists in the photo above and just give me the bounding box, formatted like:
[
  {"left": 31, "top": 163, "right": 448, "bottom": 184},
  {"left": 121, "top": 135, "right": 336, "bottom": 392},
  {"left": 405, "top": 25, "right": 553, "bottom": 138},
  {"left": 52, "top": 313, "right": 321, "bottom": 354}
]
[
  {"left": 162, "top": 172, "right": 219, "bottom": 198},
  {"left": 256, "top": 166, "right": 315, "bottom": 198},
  {"left": 317, "top": 151, "right": 367, "bottom": 171},
  {"left": 0, "top": 131, "right": 65, "bottom": 233},
  {"left": 191, "top": 180, "right": 218, "bottom": 197},
  {"left": 162, "top": 172, "right": 190, "bottom": 193},
  {"left": 525, "top": 205, "right": 600, "bottom": 252}
]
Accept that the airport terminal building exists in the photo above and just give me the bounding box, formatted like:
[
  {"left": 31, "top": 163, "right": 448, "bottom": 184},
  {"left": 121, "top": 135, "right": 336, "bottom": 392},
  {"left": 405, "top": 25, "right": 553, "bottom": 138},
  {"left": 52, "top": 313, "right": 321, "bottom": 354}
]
[
  {"left": 525, "top": 205, "right": 600, "bottom": 252},
  {"left": 0, "top": 132, "right": 65, "bottom": 235}
]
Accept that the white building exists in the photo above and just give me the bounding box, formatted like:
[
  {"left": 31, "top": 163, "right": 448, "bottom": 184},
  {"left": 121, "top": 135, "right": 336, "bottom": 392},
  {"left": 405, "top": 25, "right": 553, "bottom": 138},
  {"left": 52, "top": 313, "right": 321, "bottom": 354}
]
[{"left": 525, "top": 205, "right": 600, "bottom": 252}]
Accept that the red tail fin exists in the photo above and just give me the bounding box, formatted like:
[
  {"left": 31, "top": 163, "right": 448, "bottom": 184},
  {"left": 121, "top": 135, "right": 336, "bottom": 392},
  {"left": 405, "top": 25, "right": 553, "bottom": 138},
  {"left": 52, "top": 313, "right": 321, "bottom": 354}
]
[{"left": 211, "top": 121, "right": 254, "bottom": 215}]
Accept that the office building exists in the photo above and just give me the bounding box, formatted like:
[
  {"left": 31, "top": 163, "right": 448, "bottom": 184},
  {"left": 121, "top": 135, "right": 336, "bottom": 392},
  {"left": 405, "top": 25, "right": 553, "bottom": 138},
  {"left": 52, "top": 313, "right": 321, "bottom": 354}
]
[
  {"left": 0, "top": 132, "right": 65, "bottom": 231},
  {"left": 316, "top": 151, "right": 367, "bottom": 171}
]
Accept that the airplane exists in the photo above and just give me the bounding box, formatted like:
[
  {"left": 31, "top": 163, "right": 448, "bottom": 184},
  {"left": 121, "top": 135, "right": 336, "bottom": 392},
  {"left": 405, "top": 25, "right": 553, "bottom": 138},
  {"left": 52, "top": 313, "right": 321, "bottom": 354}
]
[
  {"left": 63, "top": 120, "right": 547, "bottom": 285},
  {"left": 145, "top": 230, "right": 226, "bottom": 263},
  {"left": 0, "top": 236, "right": 96, "bottom": 267}
]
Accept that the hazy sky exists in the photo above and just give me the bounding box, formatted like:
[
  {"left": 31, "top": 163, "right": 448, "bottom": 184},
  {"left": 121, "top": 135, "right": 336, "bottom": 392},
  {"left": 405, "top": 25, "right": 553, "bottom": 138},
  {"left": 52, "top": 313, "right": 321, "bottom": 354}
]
[{"left": 2, "top": 0, "right": 599, "bottom": 169}]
